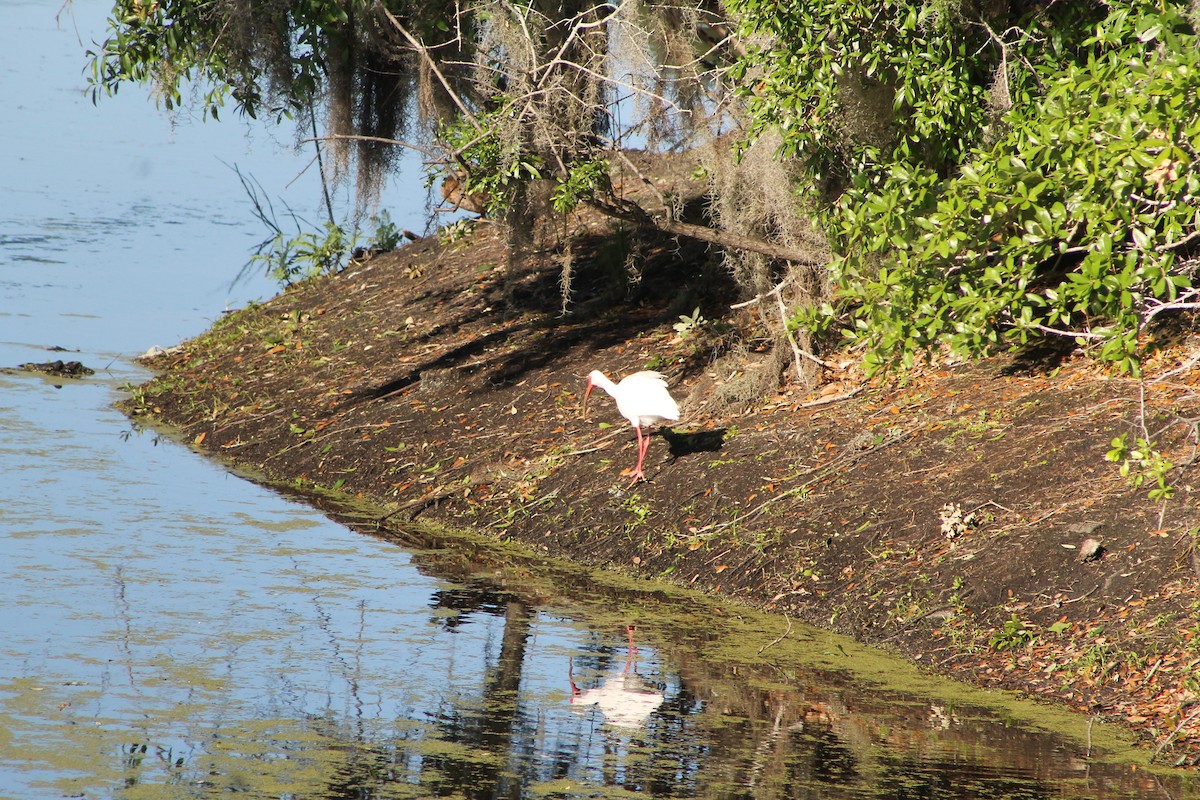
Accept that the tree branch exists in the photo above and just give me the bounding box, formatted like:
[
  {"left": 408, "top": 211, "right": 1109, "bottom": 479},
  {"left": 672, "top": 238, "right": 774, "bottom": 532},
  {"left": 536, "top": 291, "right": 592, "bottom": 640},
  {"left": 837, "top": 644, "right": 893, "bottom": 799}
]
[
  {"left": 303, "top": 133, "right": 443, "bottom": 162},
  {"left": 375, "top": 2, "right": 481, "bottom": 132},
  {"left": 1030, "top": 323, "right": 1106, "bottom": 341},
  {"left": 1142, "top": 291, "right": 1200, "bottom": 325},
  {"left": 729, "top": 275, "right": 827, "bottom": 379},
  {"left": 586, "top": 196, "right": 825, "bottom": 265}
]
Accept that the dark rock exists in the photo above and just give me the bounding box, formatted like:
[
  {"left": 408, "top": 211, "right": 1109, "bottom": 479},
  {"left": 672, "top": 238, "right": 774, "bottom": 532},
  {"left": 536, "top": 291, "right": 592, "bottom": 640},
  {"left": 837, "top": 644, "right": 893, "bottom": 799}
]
[
  {"left": 1079, "top": 537, "right": 1105, "bottom": 563},
  {"left": 19, "top": 360, "right": 95, "bottom": 378}
]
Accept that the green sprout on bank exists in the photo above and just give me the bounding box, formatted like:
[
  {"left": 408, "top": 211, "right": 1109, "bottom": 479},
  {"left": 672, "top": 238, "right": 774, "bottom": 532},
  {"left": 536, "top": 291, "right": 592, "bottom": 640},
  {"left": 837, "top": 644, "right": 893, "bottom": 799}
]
[
  {"left": 235, "top": 165, "right": 404, "bottom": 285},
  {"left": 1105, "top": 433, "right": 1175, "bottom": 501},
  {"left": 988, "top": 614, "right": 1037, "bottom": 652},
  {"left": 673, "top": 307, "right": 708, "bottom": 339},
  {"left": 255, "top": 220, "right": 353, "bottom": 284},
  {"left": 250, "top": 211, "right": 406, "bottom": 285}
]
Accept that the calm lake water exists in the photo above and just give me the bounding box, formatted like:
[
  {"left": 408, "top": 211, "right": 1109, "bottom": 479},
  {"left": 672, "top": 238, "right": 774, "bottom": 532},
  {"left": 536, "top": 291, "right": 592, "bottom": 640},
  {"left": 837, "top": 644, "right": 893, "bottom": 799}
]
[{"left": 2, "top": 2, "right": 1199, "bottom": 798}]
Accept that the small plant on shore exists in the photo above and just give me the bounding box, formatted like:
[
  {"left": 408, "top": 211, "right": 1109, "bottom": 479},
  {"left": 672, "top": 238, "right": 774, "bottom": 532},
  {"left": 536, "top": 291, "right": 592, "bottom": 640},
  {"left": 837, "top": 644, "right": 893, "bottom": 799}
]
[
  {"left": 438, "top": 219, "right": 475, "bottom": 246},
  {"left": 988, "top": 615, "right": 1037, "bottom": 652},
  {"left": 1105, "top": 433, "right": 1175, "bottom": 501},
  {"left": 673, "top": 307, "right": 708, "bottom": 340},
  {"left": 233, "top": 167, "right": 355, "bottom": 285},
  {"left": 369, "top": 210, "right": 403, "bottom": 252},
  {"left": 123, "top": 374, "right": 188, "bottom": 415},
  {"left": 622, "top": 495, "right": 654, "bottom": 527},
  {"left": 253, "top": 220, "right": 355, "bottom": 285},
  {"left": 123, "top": 385, "right": 150, "bottom": 414},
  {"left": 945, "top": 578, "right": 973, "bottom": 624},
  {"left": 262, "top": 310, "right": 310, "bottom": 350},
  {"left": 238, "top": 171, "right": 406, "bottom": 287},
  {"left": 890, "top": 591, "right": 926, "bottom": 625}
]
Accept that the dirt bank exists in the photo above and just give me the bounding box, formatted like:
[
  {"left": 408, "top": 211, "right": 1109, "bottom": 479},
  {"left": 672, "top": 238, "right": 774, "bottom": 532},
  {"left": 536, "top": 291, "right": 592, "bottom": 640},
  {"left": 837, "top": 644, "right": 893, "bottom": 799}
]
[{"left": 123, "top": 174, "right": 1200, "bottom": 765}]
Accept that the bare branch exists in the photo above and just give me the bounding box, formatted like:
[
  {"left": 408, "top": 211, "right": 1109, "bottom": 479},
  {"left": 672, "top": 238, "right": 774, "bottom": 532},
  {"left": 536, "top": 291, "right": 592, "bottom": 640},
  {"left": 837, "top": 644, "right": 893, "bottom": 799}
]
[
  {"left": 612, "top": 149, "right": 670, "bottom": 209},
  {"left": 729, "top": 276, "right": 826, "bottom": 378},
  {"left": 1142, "top": 289, "right": 1200, "bottom": 324},
  {"left": 303, "top": 133, "right": 443, "bottom": 161},
  {"left": 538, "top": 57, "right": 688, "bottom": 116},
  {"left": 586, "top": 195, "right": 825, "bottom": 265},
  {"left": 773, "top": 279, "right": 828, "bottom": 378},
  {"left": 499, "top": 0, "right": 540, "bottom": 71},
  {"left": 730, "top": 276, "right": 795, "bottom": 310},
  {"left": 1030, "top": 323, "right": 1106, "bottom": 341},
  {"left": 1157, "top": 228, "right": 1200, "bottom": 253},
  {"left": 534, "top": 4, "right": 619, "bottom": 91},
  {"left": 375, "top": 2, "right": 481, "bottom": 132}
]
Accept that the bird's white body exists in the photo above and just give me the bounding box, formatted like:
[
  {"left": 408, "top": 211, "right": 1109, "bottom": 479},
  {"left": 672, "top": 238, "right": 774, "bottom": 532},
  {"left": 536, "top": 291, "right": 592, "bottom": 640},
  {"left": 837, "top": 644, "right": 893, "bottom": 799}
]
[
  {"left": 586, "top": 370, "right": 679, "bottom": 428},
  {"left": 569, "top": 624, "right": 664, "bottom": 729},
  {"left": 583, "top": 370, "right": 679, "bottom": 485},
  {"left": 570, "top": 668, "right": 664, "bottom": 730}
]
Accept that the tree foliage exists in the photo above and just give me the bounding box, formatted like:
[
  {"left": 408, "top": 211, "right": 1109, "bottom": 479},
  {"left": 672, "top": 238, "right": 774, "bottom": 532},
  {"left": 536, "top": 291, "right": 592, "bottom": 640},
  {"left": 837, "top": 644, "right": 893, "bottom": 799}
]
[
  {"left": 88, "top": 0, "right": 463, "bottom": 198},
  {"left": 91, "top": 0, "right": 1200, "bottom": 379},
  {"left": 731, "top": 0, "right": 1200, "bottom": 374},
  {"left": 89, "top": 1, "right": 754, "bottom": 246}
]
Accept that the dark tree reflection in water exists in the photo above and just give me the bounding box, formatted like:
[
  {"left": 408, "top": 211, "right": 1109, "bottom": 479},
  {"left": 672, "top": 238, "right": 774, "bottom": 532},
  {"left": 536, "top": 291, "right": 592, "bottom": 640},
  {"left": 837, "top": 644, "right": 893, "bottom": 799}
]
[{"left": 211, "top": 566, "right": 1187, "bottom": 800}]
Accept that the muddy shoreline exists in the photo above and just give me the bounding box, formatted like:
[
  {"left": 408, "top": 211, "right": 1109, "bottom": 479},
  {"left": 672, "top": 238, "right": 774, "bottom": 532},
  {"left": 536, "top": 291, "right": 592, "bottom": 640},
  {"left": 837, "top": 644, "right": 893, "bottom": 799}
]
[{"left": 123, "top": 209, "right": 1200, "bottom": 764}]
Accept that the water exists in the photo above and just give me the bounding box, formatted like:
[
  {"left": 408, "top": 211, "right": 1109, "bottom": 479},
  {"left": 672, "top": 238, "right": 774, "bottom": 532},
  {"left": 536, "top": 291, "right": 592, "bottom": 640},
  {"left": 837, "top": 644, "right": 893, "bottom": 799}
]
[{"left": 1, "top": 1, "right": 1198, "bottom": 798}]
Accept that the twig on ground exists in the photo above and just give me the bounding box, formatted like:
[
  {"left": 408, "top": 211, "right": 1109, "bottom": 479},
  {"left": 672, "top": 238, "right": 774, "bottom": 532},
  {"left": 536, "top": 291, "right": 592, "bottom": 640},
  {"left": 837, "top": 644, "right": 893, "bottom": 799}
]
[
  {"left": 1026, "top": 502, "right": 1069, "bottom": 526},
  {"left": 1060, "top": 584, "right": 1100, "bottom": 605},
  {"left": 757, "top": 614, "right": 792, "bottom": 655},
  {"left": 969, "top": 500, "right": 1017, "bottom": 517},
  {"left": 688, "top": 425, "right": 919, "bottom": 538},
  {"left": 377, "top": 487, "right": 455, "bottom": 523},
  {"left": 1152, "top": 703, "right": 1200, "bottom": 764},
  {"left": 561, "top": 429, "right": 623, "bottom": 456},
  {"left": 799, "top": 387, "right": 864, "bottom": 408},
  {"left": 1152, "top": 345, "right": 1200, "bottom": 384}
]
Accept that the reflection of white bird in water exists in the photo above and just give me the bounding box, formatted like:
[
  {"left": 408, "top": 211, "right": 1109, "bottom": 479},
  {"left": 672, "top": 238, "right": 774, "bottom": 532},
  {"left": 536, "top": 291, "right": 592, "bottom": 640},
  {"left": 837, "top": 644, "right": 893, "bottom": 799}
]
[
  {"left": 570, "top": 626, "right": 664, "bottom": 730},
  {"left": 583, "top": 370, "right": 680, "bottom": 486}
]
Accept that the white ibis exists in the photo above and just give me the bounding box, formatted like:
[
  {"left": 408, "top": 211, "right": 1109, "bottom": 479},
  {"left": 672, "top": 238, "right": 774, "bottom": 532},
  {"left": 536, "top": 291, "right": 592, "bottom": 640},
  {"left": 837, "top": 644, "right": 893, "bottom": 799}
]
[
  {"left": 583, "top": 370, "right": 680, "bottom": 486},
  {"left": 569, "top": 625, "right": 664, "bottom": 730}
]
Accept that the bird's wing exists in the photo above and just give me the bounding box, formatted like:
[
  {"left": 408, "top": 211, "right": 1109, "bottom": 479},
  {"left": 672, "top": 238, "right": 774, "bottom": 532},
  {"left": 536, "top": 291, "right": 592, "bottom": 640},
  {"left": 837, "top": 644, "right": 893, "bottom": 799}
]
[
  {"left": 619, "top": 371, "right": 679, "bottom": 423},
  {"left": 623, "top": 370, "right": 669, "bottom": 386}
]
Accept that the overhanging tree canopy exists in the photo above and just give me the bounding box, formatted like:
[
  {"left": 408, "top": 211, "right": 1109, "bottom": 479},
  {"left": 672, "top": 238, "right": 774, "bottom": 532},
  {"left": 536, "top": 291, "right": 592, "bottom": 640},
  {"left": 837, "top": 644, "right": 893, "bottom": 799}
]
[{"left": 90, "top": 0, "right": 1200, "bottom": 377}]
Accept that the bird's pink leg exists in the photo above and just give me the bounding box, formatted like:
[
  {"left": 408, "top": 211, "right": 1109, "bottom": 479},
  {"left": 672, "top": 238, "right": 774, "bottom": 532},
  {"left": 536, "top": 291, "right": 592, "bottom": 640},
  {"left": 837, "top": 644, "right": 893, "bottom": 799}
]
[{"left": 626, "top": 425, "right": 648, "bottom": 487}]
